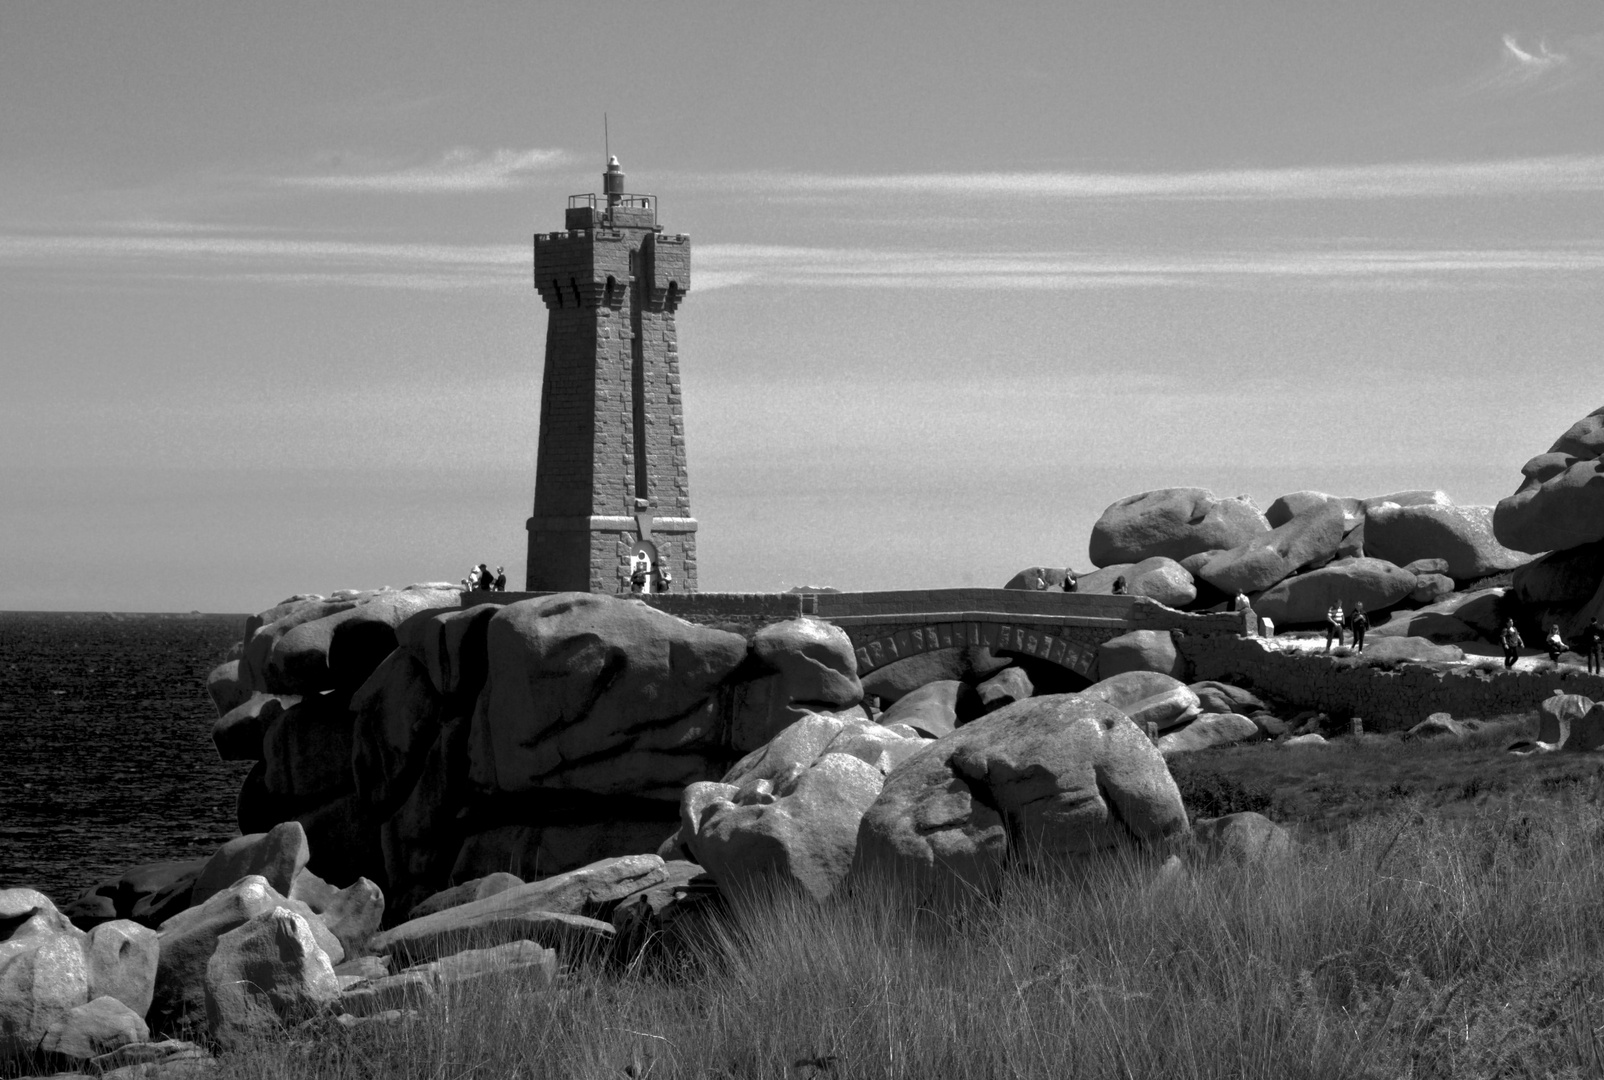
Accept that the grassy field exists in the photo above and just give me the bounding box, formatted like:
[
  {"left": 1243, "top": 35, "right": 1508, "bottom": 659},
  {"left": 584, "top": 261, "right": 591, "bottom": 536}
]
[{"left": 212, "top": 730, "right": 1604, "bottom": 1080}]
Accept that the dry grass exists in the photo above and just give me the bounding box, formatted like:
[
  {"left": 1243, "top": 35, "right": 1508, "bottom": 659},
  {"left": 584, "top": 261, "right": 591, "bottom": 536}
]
[{"left": 215, "top": 758, "right": 1604, "bottom": 1080}]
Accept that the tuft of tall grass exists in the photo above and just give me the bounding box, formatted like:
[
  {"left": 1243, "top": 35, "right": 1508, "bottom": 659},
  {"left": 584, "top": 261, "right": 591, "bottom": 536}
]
[{"left": 219, "top": 789, "right": 1604, "bottom": 1080}]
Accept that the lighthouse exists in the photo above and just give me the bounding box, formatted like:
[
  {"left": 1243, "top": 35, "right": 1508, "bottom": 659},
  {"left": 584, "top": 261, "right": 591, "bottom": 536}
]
[{"left": 525, "top": 158, "right": 697, "bottom": 593}]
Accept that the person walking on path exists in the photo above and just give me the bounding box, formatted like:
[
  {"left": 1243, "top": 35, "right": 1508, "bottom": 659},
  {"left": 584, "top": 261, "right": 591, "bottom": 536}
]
[
  {"left": 1324, "top": 601, "right": 1345, "bottom": 652},
  {"left": 1582, "top": 617, "right": 1604, "bottom": 675},
  {"left": 1350, "top": 602, "right": 1369, "bottom": 654},
  {"left": 1501, "top": 619, "right": 1524, "bottom": 669},
  {"left": 1546, "top": 624, "right": 1569, "bottom": 666},
  {"left": 1061, "top": 569, "right": 1078, "bottom": 593}
]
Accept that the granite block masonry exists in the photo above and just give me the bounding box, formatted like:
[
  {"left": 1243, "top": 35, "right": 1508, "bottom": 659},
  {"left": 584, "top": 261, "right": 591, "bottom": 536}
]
[{"left": 527, "top": 156, "right": 697, "bottom": 594}]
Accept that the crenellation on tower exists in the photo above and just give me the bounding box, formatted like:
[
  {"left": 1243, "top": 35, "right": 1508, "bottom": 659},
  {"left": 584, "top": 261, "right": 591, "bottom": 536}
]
[{"left": 526, "top": 157, "right": 697, "bottom": 594}]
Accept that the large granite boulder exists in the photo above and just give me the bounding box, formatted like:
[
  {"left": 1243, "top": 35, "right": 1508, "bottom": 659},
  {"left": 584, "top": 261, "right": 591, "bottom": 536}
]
[
  {"left": 63, "top": 859, "right": 203, "bottom": 932},
  {"left": 0, "top": 889, "right": 91, "bottom": 1063},
  {"left": 860, "top": 646, "right": 1010, "bottom": 703},
  {"left": 1251, "top": 558, "right": 1417, "bottom": 625},
  {"left": 408, "top": 873, "right": 525, "bottom": 921},
  {"left": 204, "top": 907, "right": 340, "bottom": 1050},
  {"left": 878, "top": 680, "right": 970, "bottom": 738},
  {"left": 1366, "top": 501, "right": 1531, "bottom": 581},
  {"left": 1156, "top": 713, "right": 1260, "bottom": 756},
  {"left": 1265, "top": 492, "right": 1363, "bottom": 531},
  {"left": 350, "top": 649, "right": 456, "bottom": 821},
  {"left": 1512, "top": 540, "right": 1604, "bottom": 606},
  {"left": 1538, "top": 692, "right": 1596, "bottom": 747},
  {"left": 729, "top": 620, "right": 865, "bottom": 751},
  {"left": 683, "top": 753, "right": 887, "bottom": 901},
  {"left": 1187, "top": 681, "right": 1267, "bottom": 717},
  {"left": 260, "top": 692, "right": 358, "bottom": 804},
  {"left": 976, "top": 666, "right": 1034, "bottom": 714},
  {"left": 152, "top": 875, "right": 341, "bottom": 1032},
  {"left": 467, "top": 594, "right": 748, "bottom": 801},
  {"left": 1195, "top": 498, "right": 1348, "bottom": 594},
  {"left": 191, "top": 822, "right": 310, "bottom": 907},
  {"left": 852, "top": 695, "right": 1189, "bottom": 892},
  {"left": 37, "top": 995, "right": 147, "bottom": 1063},
  {"left": 212, "top": 692, "right": 299, "bottom": 763},
  {"left": 1079, "top": 671, "right": 1187, "bottom": 711},
  {"left": 1089, "top": 488, "right": 1270, "bottom": 567},
  {"left": 1371, "top": 588, "right": 1508, "bottom": 643},
  {"left": 1116, "top": 557, "right": 1196, "bottom": 607},
  {"left": 205, "top": 660, "right": 250, "bottom": 717},
  {"left": 717, "top": 713, "right": 925, "bottom": 790},
  {"left": 397, "top": 602, "right": 498, "bottom": 698},
  {"left": 1096, "top": 630, "right": 1183, "bottom": 680},
  {"left": 1494, "top": 406, "right": 1604, "bottom": 554}
]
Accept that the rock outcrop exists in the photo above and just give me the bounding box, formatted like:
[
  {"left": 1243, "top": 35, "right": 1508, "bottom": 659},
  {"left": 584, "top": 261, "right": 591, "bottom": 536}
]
[
  {"left": 1251, "top": 558, "right": 1417, "bottom": 625},
  {"left": 1089, "top": 488, "right": 1270, "bottom": 567},
  {"left": 1365, "top": 501, "right": 1530, "bottom": 581},
  {"left": 1494, "top": 406, "right": 1604, "bottom": 554}
]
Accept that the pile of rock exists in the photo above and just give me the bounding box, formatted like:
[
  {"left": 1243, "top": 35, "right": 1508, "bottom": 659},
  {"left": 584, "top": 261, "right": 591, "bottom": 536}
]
[
  {"left": 204, "top": 590, "right": 863, "bottom": 920},
  {"left": 1014, "top": 485, "right": 1532, "bottom": 640},
  {"left": 1498, "top": 407, "right": 1604, "bottom": 640}
]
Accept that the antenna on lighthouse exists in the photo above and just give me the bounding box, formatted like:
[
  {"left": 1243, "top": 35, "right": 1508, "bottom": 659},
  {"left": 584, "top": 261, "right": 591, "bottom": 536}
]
[{"left": 604, "top": 113, "right": 610, "bottom": 165}]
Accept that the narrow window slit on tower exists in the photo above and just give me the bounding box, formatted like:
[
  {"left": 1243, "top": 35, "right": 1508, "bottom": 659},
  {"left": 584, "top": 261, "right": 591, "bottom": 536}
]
[
  {"left": 569, "top": 277, "right": 582, "bottom": 307},
  {"left": 631, "top": 262, "right": 649, "bottom": 500},
  {"left": 551, "top": 280, "right": 563, "bottom": 308}
]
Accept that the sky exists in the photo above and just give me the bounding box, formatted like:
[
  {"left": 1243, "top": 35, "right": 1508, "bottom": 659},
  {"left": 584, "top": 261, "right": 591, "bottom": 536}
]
[{"left": 3, "top": 1, "right": 1603, "bottom": 613}]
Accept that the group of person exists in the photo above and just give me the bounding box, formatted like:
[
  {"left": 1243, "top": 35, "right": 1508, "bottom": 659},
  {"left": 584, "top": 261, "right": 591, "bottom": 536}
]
[
  {"left": 629, "top": 554, "right": 673, "bottom": 594},
  {"left": 462, "top": 563, "right": 506, "bottom": 592},
  {"left": 1030, "top": 568, "right": 1121, "bottom": 594},
  {"left": 1501, "top": 617, "right": 1603, "bottom": 672},
  {"left": 1323, "top": 601, "right": 1370, "bottom": 653}
]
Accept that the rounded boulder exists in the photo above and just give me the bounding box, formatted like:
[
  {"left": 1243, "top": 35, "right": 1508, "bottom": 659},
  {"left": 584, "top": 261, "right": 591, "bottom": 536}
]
[
  {"left": 1493, "top": 406, "right": 1604, "bottom": 554},
  {"left": 1089, "top": 488, "right": 1270, "bottom": 568}
]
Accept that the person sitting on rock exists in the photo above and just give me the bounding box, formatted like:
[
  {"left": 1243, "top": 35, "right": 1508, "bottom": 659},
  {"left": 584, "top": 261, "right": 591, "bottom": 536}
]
[
  {"left": 1501, "top": 619, "right": 1524, "bottom": 669},
  {"left": 493, "top": 566, "right": 506, "bottom": 592},
  {"left": 1581, "top": 617, "right": 1603, "bottom": 675},
  {"left": 1546, "top": 624, "right": 1568, "bottom": 666},
  {"left": 1111, "top": 576, "right": 1127, "bottom": 595},
  {"left": 1324, "top": 602, "right": 1344, "bottom": 652},
  {"left": 1350, "top": 602, "right": 1369, "bottom": 654},
  {"left": 1062, "top": 569, "right": 1078, "bottom": 593}
]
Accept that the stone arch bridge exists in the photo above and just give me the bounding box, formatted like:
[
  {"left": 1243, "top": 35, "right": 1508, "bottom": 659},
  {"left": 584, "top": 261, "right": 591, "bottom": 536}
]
[{"left": 471, "top": 588, "right": 1253, "bottom": 681}]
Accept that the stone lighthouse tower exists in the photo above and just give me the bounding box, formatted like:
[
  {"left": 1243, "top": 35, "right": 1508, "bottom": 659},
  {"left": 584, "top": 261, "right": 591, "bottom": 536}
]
[{"left": 526, "top": 157, "right": 696, "bottom": 593}]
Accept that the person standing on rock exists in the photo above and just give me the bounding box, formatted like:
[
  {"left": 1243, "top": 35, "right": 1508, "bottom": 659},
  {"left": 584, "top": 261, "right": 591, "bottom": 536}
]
[
  {"left": 1350, "top": 602, "right": 1369, "bottom": 654},
  {"left": 1502, "top": 619, "right": 1524, "bottom": 669},
  {"left": 1233, "top": 589, "right": 1249, "bottom": 612},
  {"left": 1582, "top": 618, "right": 1603, "bottom": 675},
  {"left": 493, "top": 566, "right": 506, "bottom": 592},
  {"left": 1112, "top": 576, "right": 1127, "bottom": 595},
  {"left": 630, "top": 560, "right": 649, "bottom": 594},
  {"left": 1324, "top": 601, "right": 1344, "bottom": 652},
  {"left": 1062, "top": 569, "right": 1078, "bottom": 593},
  {"left": 656, "top": 565, "right": 673, "bottom": 592},
  {"left": 475, "top": 563, "right": 494, "bottom": 591}
]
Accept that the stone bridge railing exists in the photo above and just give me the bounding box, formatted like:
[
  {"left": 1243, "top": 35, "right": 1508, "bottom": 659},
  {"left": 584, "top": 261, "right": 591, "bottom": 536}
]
[{"left": 465, "top": 588, "right": 1254, "bottom": 681}]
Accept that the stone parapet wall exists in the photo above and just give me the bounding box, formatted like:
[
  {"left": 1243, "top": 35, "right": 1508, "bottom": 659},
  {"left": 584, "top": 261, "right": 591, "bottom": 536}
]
[{"left": 1179, "top": 634, "right": 1604, "bottom": 731}]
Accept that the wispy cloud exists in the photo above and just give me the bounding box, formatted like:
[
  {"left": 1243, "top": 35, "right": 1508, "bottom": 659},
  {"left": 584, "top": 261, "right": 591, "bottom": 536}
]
[
  {"left": 276, "top": 147, "right": 573, "bottom": 193},
  {"left": 5, "top": 228, "right": 1604, "bottom": 293},
  {"left": 1449, "top": 32, "right": 1591, "bottom": 97},
  {"left": 686, "top": 155, "right": 1604, "bottom": 202}
]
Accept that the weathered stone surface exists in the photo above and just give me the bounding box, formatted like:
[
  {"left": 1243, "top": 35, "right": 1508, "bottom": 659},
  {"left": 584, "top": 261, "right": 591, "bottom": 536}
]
[
  {"left": 1093, "top": 557, "right": 1197, "bottom": 607},
  {"left": 253, "top": 599, "right": 360, "bottom": 696},
  {"left": 205, "top": 661, "right": 249, "bottom": 718},
  {"left": 84, "top": 921, "right": 157, "bottom": 1019},
  {"left": 397, "top": 602, "right": 498, "bottom": 698},
  {"left": 860, "top": 646, "right": 1010, "bottom": 703},
  {"left": 191, "top": 822, "right": 310, "bottom": 907},
  {"left": 1079, "top": 671, "right": 1187, "bottom": 712},
  {"left": 1188, "top": 681, "right": 1267, "bottom": 717},
  {"left": 1089, "top": 488, "right": 1270, "bottom": 567},
  {"left": 85, "top": 1037, "right": 213, "bottom": 1077},
  {"left": 1097, "top": 630, "right": 1183, "bottom": 680},
  {"left": 1283, "top": 733, "right": 1328, "bottom": 747},
  {"left": 1197, "top": 498, "right": 1348, "bottom": 594},
  {"left": 288, "top": 871, "right": 383, "bottom": 959},
  {"left": 1336, "top": 520, "right": 1366, "bottom": 559},
  {"left": 408, "top": 873, "right": 524, "bottom": 921},
  {"left": 1540, "top": 692, "right": 1597, "bottom": 746},
  {"left": 153, "top": 876, "right": 341, "bottom": 1031},
  {"left": 878, "top": 680, "right": 968, "bottom": 738},
  {"left": 1362, "top": 490, "right": 1451, "bottom": 513},
  {"left": 368, "top": 901, "right": 613, "bottom": 968},
  {"left": 1512, "top": 540, "right": 1604, "bottom": 606},
  {"left": 260, "top": 692, "right": 356, "bottom": 802},
  {"left": 212, "top": 693, "right": 299, "bottom": 763},
  {"left": 38, "top": 994, "right": 147, "bottom": 1061},
  {"left": 1191, "top": 813, "right": 1292, "bottom": 863},
  {"left": 1371, "top": 588, "right": 1508, "bottom": 643},
  {"left": 1408, "top": 713, "right": 1468, "bottom": 739},
  {"left": 1366, "top": 501, "right": 1531, "bottom": 581},
  {"left": 1265, "top": 492, "right": 1363, "bottom": 530},
  {"left": 468, "top": 594, "right": 746, "bottom": 798},
  {"left": 326, "top": 589, "right": 461, "bottom": 693},
  {"left": 1568, "top": 703, "right": 1604, "bottom": 752},
  {"left": 1409, "top": 574, "right": 1456, "bottom": 604},
  {"left": 686, "top": 752, "right": 886, "bottom": 901},
  {"left": 610, "top": 861, "right": 719, "bottom": 965},
  {"left": 1371, "top": 610, "right": 1478, "bottom": 643},
  {"left": 63, "top": 860, "right": 202, "bottom": 932},
  {"left": 976, "top": 667, "right": 1034, "bottom": 714},
  {"left": 339, "top": 941, "right": 556, "bottom": 1019},
  {"left": 0, "top": 889, "right": 89, "bottom": 1062},
  {"left": 350, "top": 650, "right": 453, "bottom": 820},
  {"left": 1252, "top": 558, "right": 1417, "bottom": 625},
  {"left": 752, "top": 619, "right": 862, "bottom": 708},
  {"left": 1156, "top": 713, "right": 1259, "bottom": 756},
  {"left": 1402, "top": 558, "right": 1451, "bottom": 577},
  {"left": 1494, "top": 406, "right": 1604, "bottom": 554},
  {"left": 204, "top": 907, "right": 340, "bottom": 1050},
  {"left": 1122, "top": 686, "right": 1203, "bottom": 733},
  {"left": 853, "top": 695, "right": 1189, "bottom": 892}
]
